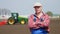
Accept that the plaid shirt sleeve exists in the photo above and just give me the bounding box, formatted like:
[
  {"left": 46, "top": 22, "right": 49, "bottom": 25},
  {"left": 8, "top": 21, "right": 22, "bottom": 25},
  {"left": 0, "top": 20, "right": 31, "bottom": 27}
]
[
  {"left": 43, "top": 14, "right": 50, "bottom": 32},
  {"left": 42, "top": 14, "right": 50, "bottom": 27}
]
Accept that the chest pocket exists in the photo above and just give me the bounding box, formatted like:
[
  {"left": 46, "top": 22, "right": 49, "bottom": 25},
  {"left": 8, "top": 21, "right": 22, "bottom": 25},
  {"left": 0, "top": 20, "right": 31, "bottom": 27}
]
[{"left": 33, "top": 15, "right": 44, "bottom": 22}]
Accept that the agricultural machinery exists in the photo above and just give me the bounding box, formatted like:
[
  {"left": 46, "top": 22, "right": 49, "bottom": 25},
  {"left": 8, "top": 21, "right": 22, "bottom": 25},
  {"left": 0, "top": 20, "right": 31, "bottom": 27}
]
[{"left": 7, "top": 13, "right": 28, "bottom": 25}]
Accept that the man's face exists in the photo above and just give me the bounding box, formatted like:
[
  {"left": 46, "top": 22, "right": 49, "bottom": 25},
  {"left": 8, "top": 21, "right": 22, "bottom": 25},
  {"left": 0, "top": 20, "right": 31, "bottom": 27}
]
[{"left": 34, "top": 6, "right": 42, "bottom": 14}]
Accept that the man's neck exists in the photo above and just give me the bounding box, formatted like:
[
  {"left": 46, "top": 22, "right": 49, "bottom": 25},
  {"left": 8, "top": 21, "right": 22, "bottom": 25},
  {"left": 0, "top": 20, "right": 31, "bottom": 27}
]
[
  {"left": 35, "top": 11, "right": 43, "bottom": 18},
  {"left": 36, "top": 11, "right": 42, "bottom": 15}
]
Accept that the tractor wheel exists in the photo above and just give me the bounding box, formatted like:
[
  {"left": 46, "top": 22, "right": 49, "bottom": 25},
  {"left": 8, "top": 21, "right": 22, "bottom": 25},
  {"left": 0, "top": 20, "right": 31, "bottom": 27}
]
[
  {"left": 20, "top": 20, "right": 26, "bottom": 25},
  {"left": 7, "top": 17, "right": 15, "bottom": 25}
]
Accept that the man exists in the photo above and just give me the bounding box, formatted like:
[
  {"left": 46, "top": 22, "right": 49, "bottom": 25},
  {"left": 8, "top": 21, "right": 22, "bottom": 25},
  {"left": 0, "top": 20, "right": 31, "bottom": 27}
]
[{"left": 28, "top": 2, "right": 50, "bottom": 34}]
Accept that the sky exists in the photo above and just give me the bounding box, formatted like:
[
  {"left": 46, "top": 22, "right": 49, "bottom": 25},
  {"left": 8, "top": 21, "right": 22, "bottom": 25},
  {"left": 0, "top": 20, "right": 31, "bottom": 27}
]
[{"left": 0, "top": 0, "right": 60, "bottom": 16}]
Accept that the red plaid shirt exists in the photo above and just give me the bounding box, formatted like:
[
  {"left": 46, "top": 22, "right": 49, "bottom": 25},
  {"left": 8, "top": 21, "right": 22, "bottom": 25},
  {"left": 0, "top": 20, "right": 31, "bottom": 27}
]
[{"left": 28, "top": 12, "right": 50, "bottom": 32}]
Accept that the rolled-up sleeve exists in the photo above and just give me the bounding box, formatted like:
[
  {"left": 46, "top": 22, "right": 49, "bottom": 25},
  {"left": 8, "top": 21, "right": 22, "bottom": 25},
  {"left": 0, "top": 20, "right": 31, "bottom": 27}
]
[{"left": 43, "top": 15, "right": 50, "bottom": 27}]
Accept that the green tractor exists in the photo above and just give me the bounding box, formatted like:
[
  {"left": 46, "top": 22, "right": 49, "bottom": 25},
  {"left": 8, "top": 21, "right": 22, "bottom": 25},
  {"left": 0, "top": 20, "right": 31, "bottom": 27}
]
[{"left": 7, "top": 13, "right": 28, "bottom": 25}]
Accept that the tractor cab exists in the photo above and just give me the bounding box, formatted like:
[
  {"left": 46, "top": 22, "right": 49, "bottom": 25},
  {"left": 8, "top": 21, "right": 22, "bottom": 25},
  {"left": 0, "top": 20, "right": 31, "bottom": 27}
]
[{"left": 11, "top": 13, "right": 18, "bottom": 21}]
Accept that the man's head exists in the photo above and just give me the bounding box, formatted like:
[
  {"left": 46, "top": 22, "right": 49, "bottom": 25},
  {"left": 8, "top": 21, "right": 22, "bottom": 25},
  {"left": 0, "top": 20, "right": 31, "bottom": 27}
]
[{"left": 33, "top": 2, "right": 42, "bottom": 14}]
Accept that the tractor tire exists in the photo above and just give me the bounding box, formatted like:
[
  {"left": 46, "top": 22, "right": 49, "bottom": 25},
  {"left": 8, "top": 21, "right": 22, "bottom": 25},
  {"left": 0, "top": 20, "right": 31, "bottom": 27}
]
[
  {"left": 20, "top": 19, "right": 26, "bottom": 25},
  {"left": 7, "top": 17, "right": 15, "bottom": 25}
]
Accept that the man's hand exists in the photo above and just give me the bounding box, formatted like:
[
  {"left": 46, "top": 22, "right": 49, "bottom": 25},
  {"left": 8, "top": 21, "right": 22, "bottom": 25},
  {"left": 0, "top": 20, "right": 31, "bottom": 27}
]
[
  {"left": 35, "top": 22, "right": 42, "bottom": 25},
  {"left": 35, "top": 22, "right": 44, "bottom": 27}
]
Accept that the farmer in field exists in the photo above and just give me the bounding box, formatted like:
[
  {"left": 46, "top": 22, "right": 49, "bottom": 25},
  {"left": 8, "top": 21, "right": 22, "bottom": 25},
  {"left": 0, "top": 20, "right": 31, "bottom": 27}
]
[{"left": 28, "top": 2, "right": 50, "bottom": 34}]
